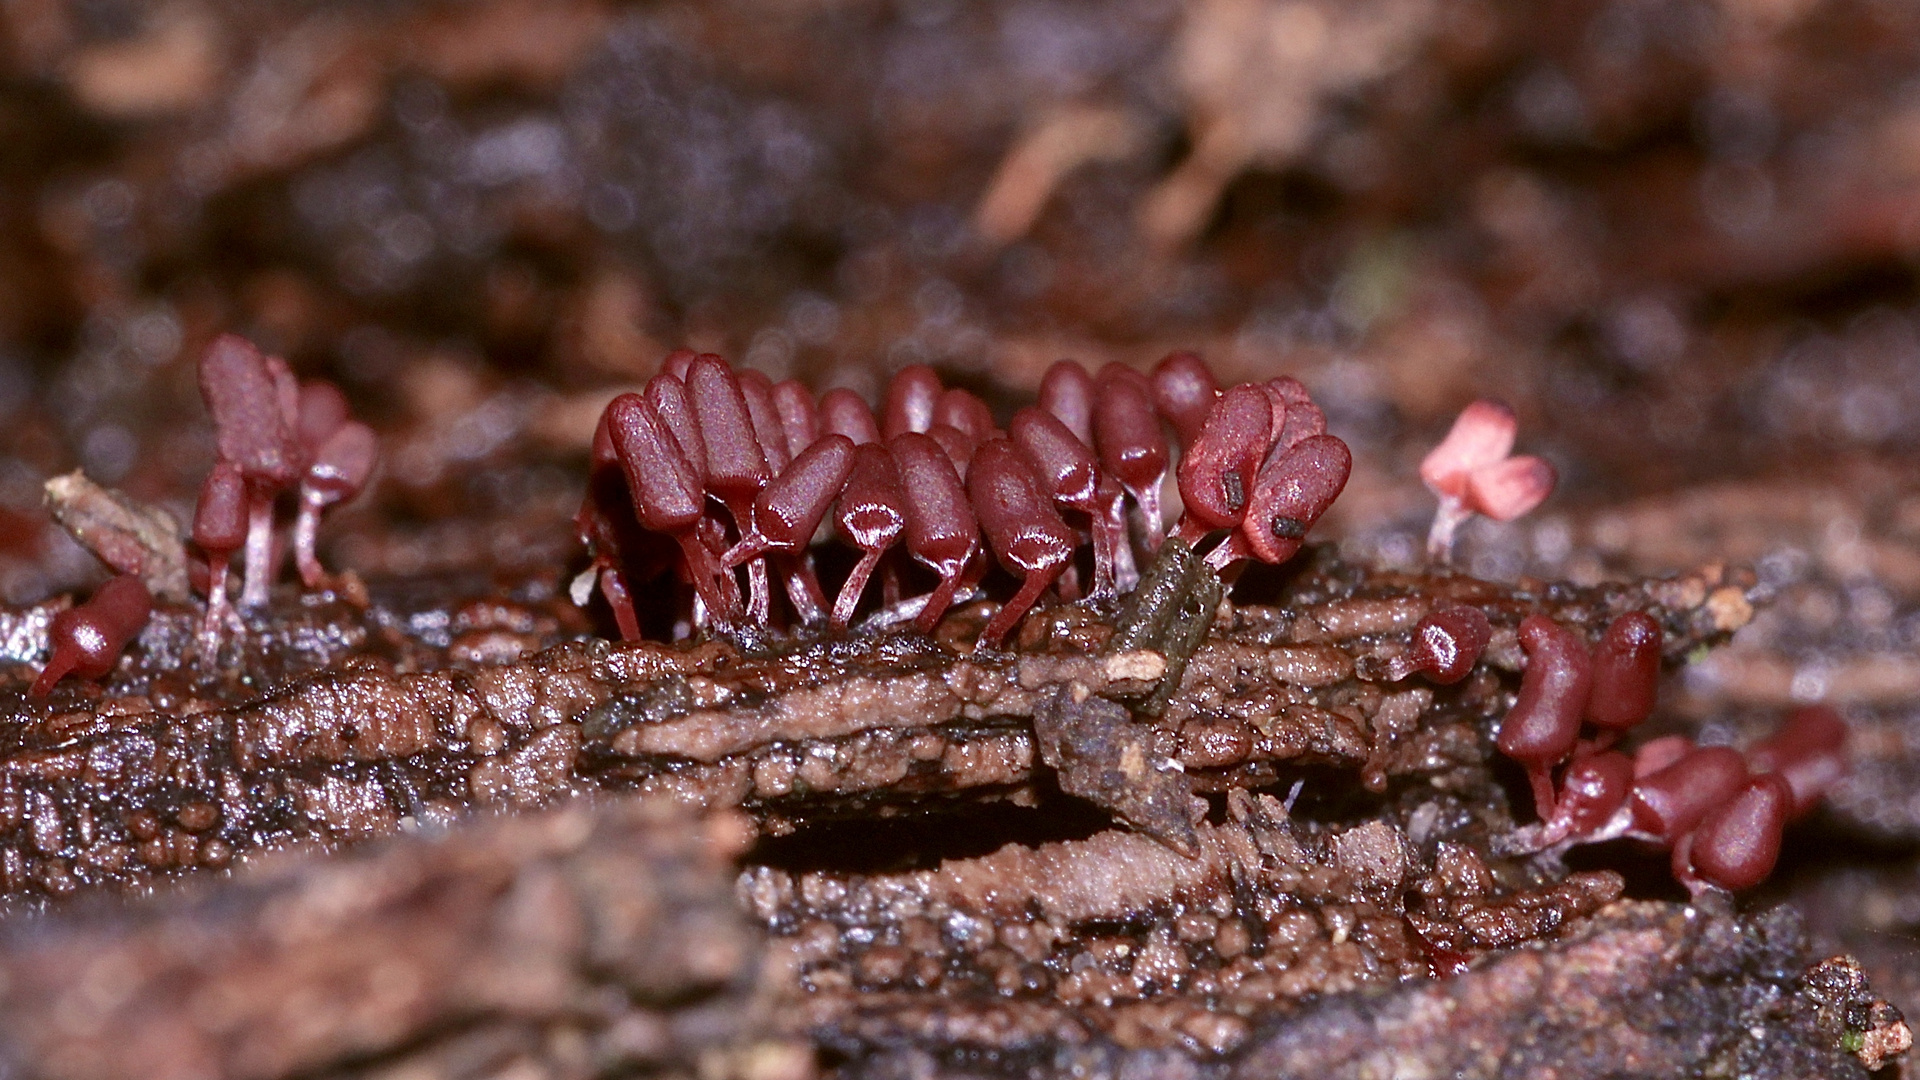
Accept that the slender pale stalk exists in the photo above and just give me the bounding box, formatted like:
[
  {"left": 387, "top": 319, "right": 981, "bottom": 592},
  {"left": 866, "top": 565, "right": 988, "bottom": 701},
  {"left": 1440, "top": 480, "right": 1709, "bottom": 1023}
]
[{"left": 239, "top": 494, "right": 276, "bottom": 610}]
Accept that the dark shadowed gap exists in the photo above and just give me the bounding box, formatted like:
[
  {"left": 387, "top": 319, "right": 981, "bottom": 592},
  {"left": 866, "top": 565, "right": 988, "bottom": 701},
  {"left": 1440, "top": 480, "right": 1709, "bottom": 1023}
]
[{"left": 744, "top": 784, "right": 1118, "bottom": 875}]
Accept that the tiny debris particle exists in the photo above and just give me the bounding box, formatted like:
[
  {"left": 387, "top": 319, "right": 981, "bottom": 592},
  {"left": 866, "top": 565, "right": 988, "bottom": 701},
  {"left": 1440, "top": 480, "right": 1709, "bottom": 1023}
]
[
  {"left": 1706, "top": 585, "right": 1755, "bottom": 632},
  {"left": 43, "top": 472, "right": 191, "bottom": 603},
  {"left": 1102, "top": 649, "right": 1167, "bottom": 685}
]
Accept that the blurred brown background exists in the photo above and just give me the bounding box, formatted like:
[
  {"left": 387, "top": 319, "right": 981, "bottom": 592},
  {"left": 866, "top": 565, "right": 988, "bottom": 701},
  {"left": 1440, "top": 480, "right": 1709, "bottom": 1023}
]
[
  {"left": 3, "top": 0, "right": 1920, "bottom": 1050},
  {"left": 3, "top": 0, "right": 1918, "bottom": 595}
]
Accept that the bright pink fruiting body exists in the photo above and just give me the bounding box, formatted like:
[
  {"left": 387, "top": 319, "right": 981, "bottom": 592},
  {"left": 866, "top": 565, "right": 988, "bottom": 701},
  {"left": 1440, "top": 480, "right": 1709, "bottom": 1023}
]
[
  {"left": 1421, "top": 400, "right": 1517, "bottom": 497},
  {"left": 1420, "top": 398, "right": 1555, "bottom": 561},
  {"left": 1467, "top": 456, "right": 1557, "bottom": 523}
]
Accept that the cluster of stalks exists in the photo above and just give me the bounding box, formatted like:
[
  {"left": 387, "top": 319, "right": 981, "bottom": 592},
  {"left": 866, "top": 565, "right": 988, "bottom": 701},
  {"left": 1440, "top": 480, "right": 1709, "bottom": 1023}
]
[
  {"left": 190, "top": 335, "right": 377, "bottom": 652},
  {"left": 32, "top": 336, "right": 378, "bottom": 692},
  {"left": 577, "top": 350, "right": 1352, "bottom": 649}
]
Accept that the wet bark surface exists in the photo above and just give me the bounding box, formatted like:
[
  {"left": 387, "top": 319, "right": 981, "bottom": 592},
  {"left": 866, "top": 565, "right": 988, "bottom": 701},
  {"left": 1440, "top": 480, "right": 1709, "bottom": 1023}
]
[
  {"left": 0, "top": 546, "right": 1903, "bottom": 1078},
  {"left": 0, "top": 551, "right": 1745, "bottom": 903},
  {"left": 0, "top": 797, "right": 787, "bottom": 1080},
  {"left": 2, "top": 0, "right": 1920, "bottom": 1075}
]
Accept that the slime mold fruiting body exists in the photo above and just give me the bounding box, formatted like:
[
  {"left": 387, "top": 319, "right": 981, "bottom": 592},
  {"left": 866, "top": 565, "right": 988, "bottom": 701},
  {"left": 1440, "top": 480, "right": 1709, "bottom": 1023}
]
[{"left": 579, "top": 351, "right": 1353, "bottom": 651}]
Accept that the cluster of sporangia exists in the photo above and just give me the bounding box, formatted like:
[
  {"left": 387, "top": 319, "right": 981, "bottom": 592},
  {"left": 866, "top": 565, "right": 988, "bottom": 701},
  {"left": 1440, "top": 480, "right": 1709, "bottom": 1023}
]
[
  {"left": 28, "top": 338, "right": 1848, "bottom": 896},
  {"left": 30, "top": 335, "right": 377, "bottom": 694},
  {"left": 1416, "top": 402, "right": 1847, "bottom": 893},
  {"left": 576, "top": 349, "right": 1353, "bottom": 649},
  {"left": 1398, "top": 597, "right": 1845, "bottom": 894}
]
